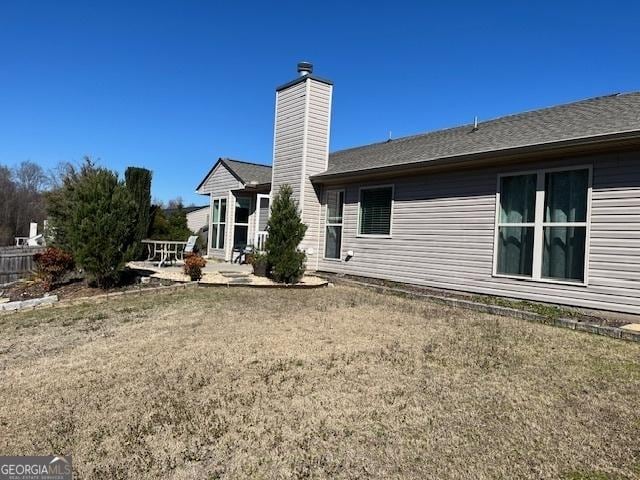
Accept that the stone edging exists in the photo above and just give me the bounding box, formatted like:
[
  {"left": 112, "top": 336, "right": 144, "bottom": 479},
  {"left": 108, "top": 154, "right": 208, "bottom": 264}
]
[
  {"left": 318, "top": 274, "right": 640, "bottom": 343},
  {"left": 0, "top": 278, "right": 329, "bottom": 315},
  {"left": 196, "top": 280, "right": 328, "bottom": 289},
  {"left": 0, "top": 295, "right": 59, "bottom": 312},
  {"left": 0, "top": 282, "right": 198, "bottom": 315}
]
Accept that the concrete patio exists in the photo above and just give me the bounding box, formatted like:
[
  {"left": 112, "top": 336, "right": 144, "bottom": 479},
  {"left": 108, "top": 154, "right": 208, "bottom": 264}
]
[{"left": 127, "top": 261, "right": 327, "bottom": 287}]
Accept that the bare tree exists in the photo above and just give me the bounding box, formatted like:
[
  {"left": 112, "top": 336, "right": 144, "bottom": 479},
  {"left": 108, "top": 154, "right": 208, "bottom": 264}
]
[
  {"left": 0, "top": 166, "right": 17, "bottom": 245},
  {"left": 0, "top": 161, "right": 50, "bottom": 245},
  {"left": 47, "top": 161, "right": 76, "bottom": 190},
  {"left": 151, "top": 197, "right": 166, "bottom": 209},
  {"left": 13, "top": 161, "right": 48, "bottom": 192},
  {"left": 166, "top": 197, "right": 184, "bottom": 210}
]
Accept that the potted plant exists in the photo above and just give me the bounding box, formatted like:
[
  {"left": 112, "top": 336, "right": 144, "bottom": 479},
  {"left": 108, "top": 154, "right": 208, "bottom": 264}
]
[
  {"left": 251, "top": 252, "right": 269, "bottom": 277},
  {"left": 184, "top": 253, "right": 207, "bottom": 281},
  {"left": 244, "top": 246, "right": 256, "bottom": 266}
]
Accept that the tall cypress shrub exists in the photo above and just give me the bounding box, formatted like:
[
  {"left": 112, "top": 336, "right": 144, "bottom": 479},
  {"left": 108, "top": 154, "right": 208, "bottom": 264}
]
[
  {"left": 125, "top": 166, "right": 152, "bottom": 260},
  {"left": 47, "top": 159, "right": 137, "bottom": 287},
  {"left": 265, "top": 184, "right": 307, "bottom": 283}
]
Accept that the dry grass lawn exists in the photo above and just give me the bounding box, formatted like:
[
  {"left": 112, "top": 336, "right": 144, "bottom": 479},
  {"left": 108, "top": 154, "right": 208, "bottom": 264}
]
[{"left": 0, "top": 286, "right": 639, "bottom": 479}]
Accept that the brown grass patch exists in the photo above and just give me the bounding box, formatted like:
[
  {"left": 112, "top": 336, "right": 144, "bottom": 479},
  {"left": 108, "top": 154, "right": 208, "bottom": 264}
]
[{"left": 0, "top": 286, "right": 639, "bottom": 479}]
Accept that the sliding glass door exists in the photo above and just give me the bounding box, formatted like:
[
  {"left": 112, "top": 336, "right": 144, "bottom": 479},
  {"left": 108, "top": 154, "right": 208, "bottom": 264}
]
[{"left": 233, "top": 195, "right": 251, "bottom": 249}]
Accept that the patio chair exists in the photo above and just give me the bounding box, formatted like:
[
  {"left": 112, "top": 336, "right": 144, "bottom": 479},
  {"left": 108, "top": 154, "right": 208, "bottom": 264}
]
[
  {"left": 233, "top": 245, "right": 254, "bottom": 264},
  {"left": 184, "top": 235, "right": 199, "bottom": 256}
]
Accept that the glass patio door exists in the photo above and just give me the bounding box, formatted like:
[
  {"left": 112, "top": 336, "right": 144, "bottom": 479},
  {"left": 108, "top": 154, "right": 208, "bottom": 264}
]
[{"left": 233, "top": 195, "right": 251, "bottom": 249}]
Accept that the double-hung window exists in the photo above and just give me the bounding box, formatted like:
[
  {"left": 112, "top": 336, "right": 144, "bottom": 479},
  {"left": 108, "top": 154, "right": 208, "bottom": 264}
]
[
  {"left": 359, "top": 186, "right": 393, "bottom": 236},
  {"left": 211, "top": 198, "right": 227, "bottom": 250},
  {"left": 494, "top": 167, "right": 590, "bottom": 284},
  {"left": 324, "top": 190, "right": 344, "bottom": 259}
]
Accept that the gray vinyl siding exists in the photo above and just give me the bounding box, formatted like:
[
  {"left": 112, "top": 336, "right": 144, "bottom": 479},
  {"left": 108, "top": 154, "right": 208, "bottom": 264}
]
[
  {"left": 317, "top": 150, "right": 640, "bottom": 315},
  {"left": 198, "top": 163, "right": 242, "bottom": 196},
  {"left": 186, "top": 207, "right": 209, "bottom": 233},
  {"left": 301, "top": 80, "right": 332, "bottom": 269},
  {"left": 246, "top": 194, "right": 257, "bottom": 250},
  {"left": 272, "top": 81, "right": 307, "bottom": 201},
  {"left": 272, "top": 78, "right": 332, "bottom": 269},
  {"left": 258, "top": 198, "right": 270, "bottom": 231}
]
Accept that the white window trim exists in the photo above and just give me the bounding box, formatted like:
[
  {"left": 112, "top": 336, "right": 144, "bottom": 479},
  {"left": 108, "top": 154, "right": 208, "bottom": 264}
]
[
  {"left": 492, "top": 164, "right": 592, "bottom": 287},
  {"left": 323, "top": 188, "right": 345, "bottom": 261},
  {"left": 211, "top": 197, "right": 227, "bottom": 250},
  {"left": 357, "top": 184, "right": 395, "bottom": 238}
]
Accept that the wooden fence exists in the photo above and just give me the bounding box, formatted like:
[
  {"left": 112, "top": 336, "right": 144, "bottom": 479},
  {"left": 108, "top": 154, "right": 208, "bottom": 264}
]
[{"left": 0, "top": 246, "right": 44, "bottom": 284}]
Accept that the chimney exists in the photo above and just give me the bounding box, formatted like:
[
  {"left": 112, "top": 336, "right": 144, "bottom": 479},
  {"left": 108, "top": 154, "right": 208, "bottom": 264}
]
[
  {"left": 271, "top": 62, "right": 333, "bottom": 270},
  {"left": 297, "top": 61, "right": 313, "bottom": 76}
]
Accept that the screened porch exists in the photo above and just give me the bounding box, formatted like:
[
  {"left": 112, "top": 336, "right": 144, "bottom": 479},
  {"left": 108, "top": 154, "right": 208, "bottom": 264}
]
[{"left": 208, "top": 189, "right": 270, "bottom": 262}]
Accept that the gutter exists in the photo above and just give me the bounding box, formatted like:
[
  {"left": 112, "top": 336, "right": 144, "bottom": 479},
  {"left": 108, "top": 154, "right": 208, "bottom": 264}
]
[{"left": 311, "top": 130, "right": 640, "bottom": 183}]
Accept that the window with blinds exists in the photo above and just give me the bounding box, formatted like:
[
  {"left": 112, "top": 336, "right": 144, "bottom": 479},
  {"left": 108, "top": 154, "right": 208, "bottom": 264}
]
[{"left": 359, "top": 186, "right": 393, "bottom": 236}]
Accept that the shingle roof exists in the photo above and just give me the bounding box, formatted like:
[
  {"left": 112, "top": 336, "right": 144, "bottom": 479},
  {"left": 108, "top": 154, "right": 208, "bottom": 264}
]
[
  {"left": 197, "top": 92, "right": 640, "bottom": 190},
  {"left": 222, "top": 159, "right": 272, "bottom": 185},
  {"left": 163, "top": 205, "right": 208, "bottom": 216},
  {"left": 320, "top": 92, "right": 640, "bottom": 178},
  {"left": 195, "top": 158, "right": 273, "bottom": 192}
]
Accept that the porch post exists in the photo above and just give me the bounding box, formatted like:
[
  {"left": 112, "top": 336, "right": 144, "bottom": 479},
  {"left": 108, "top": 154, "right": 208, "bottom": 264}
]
[
  {"left": 207, "top": 194, "right": 214, "bottom": 257},
  {"left": 225, "top": 191, "right": 234, "bottom": 262}
]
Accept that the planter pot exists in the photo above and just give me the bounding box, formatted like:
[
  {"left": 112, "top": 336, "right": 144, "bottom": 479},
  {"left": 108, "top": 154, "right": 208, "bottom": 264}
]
[{"left": 253, "top": 261, "right": 268, "bottom": 277}]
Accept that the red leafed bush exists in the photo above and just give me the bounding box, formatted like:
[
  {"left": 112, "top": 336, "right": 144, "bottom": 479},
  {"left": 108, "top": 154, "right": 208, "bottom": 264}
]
[
  {"left": 33, "top": 247, "right": 75, "bottom": 290},
  {"left": 183, "top": 254, "right": 206, "bottom": 281}
]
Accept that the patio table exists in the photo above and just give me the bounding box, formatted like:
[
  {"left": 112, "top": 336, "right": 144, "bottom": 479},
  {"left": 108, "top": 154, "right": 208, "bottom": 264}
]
[{"left": 141, "top": 239, "right": 189, "bottom": 267}]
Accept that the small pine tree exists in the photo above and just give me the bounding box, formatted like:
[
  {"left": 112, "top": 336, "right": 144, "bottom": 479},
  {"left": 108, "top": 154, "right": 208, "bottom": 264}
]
[
  {"left": 167, "top": 203, "right": 192, "bottom": 240},
  {"left": 148, "top": 205, "right": 170, "bottom": 238},
  {"left": 147, "top": 203, "right": 193, "bottom": 241},
  {"left": 265, "top": 185, "right": 307, "bottom": 283},
  {"left": 124, "top": 166, "right": 152, "bottom": 260},
  {"left": 47, "top": 159, "right": 137, "bottom": 288}
]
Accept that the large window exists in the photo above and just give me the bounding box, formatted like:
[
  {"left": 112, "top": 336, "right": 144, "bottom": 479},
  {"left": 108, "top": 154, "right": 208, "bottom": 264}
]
[
  {"left": 324, "top": 190, "right": 344, "bottom": 259},
  {"left": 494, "top": 167, "right": 590, "bottom": 283},
  {"left": 234, "top": 195, "right": 251, "bottom": 249},
  {"left": 542, "top": 169, "right": 589, "bottom": 281},
  {"left": 359, "top": 186, "right": 393, "bottom": 236},
  {"left": 211, "top": 198, "right": 226, "bottom": 250}
]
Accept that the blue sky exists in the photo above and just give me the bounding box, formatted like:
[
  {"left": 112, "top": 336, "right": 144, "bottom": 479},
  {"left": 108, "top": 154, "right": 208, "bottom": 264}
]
[{"left": 1, "top": 1, "right": 638, "bottom": 205}]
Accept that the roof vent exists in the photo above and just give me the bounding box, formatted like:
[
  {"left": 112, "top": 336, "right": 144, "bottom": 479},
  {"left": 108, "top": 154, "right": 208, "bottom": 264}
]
[
  {"left": 297, "top": 61, "right": 313, "bottom": 77},
  {"left": 472, "top": 116, "right": 479, "bottom": 132}
]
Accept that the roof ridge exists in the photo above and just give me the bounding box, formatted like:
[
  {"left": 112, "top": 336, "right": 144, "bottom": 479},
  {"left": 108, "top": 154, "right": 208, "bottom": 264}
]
[
  {"left": 329, "top": 91, "right": 638, "bottom": 157},
  {"left": 464, "top": 91, "right": 626, "bottom": 127},
  {"left": 222, "top": 158, "right": 272, "bottom": 168}
]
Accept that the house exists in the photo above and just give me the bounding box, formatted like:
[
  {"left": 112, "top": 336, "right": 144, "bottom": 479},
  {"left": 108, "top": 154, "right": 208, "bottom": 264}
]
[
  {"left": 195, "top": 158, "right": 272, "bottom": 258},
  {"left": 162, "top": 205, "right": 209, "bottom": 233},
  {"left": 196, "top": 62, "right": 640, "bottom": 314},
  {"left": 185, "top": 206, "right": 209, "bottom": 233}
]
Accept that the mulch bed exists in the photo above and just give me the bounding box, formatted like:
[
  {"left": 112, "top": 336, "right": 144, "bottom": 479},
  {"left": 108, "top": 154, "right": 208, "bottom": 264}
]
[{"left": 1, "top": 274, "right": 175, "bottom": 303}]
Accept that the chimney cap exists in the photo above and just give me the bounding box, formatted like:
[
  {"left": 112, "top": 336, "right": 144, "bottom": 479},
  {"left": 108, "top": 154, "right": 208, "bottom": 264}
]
[
  {"left": 297, "top": 61, "right": 313, "bottom": 76},
  {"left": 276, "top": 62, "right": 333, "bottom": 91}
]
